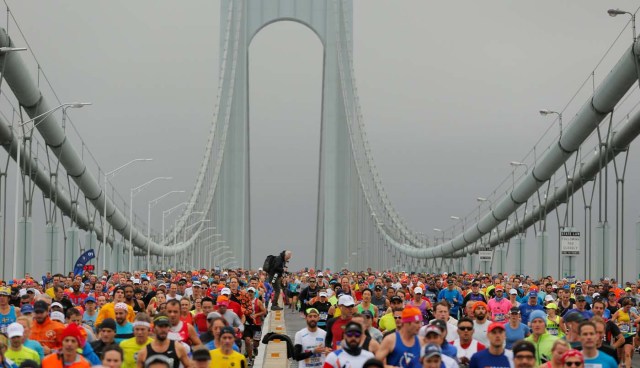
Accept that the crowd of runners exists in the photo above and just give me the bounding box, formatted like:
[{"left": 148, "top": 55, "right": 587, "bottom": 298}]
[{"left": 0, "top": 249, "right": 636, "bottom": 367}]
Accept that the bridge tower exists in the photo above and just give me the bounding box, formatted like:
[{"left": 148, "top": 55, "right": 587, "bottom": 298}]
[{"left": 216, "top": 0, "right": 354, "bottom": 270}]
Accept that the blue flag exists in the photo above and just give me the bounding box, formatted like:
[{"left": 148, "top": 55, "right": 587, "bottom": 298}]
[{"left": 73, "top": 249, "right": 96, "bottom": 276}]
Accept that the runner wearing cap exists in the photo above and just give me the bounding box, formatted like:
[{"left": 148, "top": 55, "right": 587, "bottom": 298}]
[
  {"left": 407, "top": 287, "right": 432, "bottom": 324},
  {"left": 30, "top": 300, "right": 64, "bottom": 353},
  {"left": 299, "top": 276, "right": 321, "bottom": 314},
  {"left": 524, "top": 310, "right": 557, "bottom": 365},
  {"left": 323, "top": 321, "right": 374, "bottom": 368},
  {"left": 421, "top": 343, "right": 457, "bottom": 368},
  {"left": 210, "top": 326, "right": 247, "bottom": 368},
  {"left": 376, "top": 306, "right": 422, "bottom": 367},
  {"left": 82, "top": 296, "right": 98, "bottom": 330},
  {"left": 472, "top": 302, "right": 490, "bottom": 346},
  {"left": 518, "top": 291, "right": 543, "bottom": 325},
  {"left": 5, "top": 323, "right": 39, "bottom": 365},
  {"left": 468, "top": 322, "right": 513, "bottom": 368},
  {"left": 294, "top": 308, "right": 329, "bottom": 368},
  {"left": 136, "top": 314, "right": 191, "bottom": 368},
  {"left": 437, "top": 279, "right": 463, "bottom": 318},
  {"left": 504, "top": 307, "right": 529, "bottom": 349},
  {"left": 0, "top": 287, "right": 19, "bottom": 334},
  {"left": 487, "top": 285, "right": 511, "bottom": 323},
  {"left": 309, "top": 291, "right": 332, "bottom": 330},
  {"left": 325, "top": 295, "right": 355, "bottom": 349},
  {"left": 247, "top": 282, "right": 266, "bottom": 358}
]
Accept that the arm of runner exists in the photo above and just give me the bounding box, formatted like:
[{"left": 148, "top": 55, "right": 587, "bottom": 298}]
[
  {"left": 136, "top": 345, "right": 147, "bottom": 368},
  {"left": 324, "top": 319, "right": 334, "bottom": 348},
  {"left": 374, "top": 332, "right": 394, "bottom": 363},
  {"left": 175, "top": 341, "right": 193, "bottom": 368},
  {"left": 188, "top": 324, "right": 202, "bottom": 346},
  {"left": 294, "top": 344, "right": 313, "bottom": 361}
]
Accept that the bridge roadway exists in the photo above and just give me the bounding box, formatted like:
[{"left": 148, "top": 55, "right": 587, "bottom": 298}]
[{"left": 275, "top": 308, "right": 640, "bottom": 367}]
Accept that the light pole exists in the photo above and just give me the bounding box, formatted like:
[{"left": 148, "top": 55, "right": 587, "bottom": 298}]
[
  {"left": 147, "top": 190, "right": 184, "bottom": 270},
  {"left": 194, "top": 227, "right": 218, "bottom": 268},
  {"left": 450, "top": 215, "right": 462, "bottom": 235},
  {"left": 129, "top": 177, "right": 172, "bottom": 272},
  {"left": 161, "top": 202, "right": 191, "bottom": 270},
  {"left": 220, "top": 256, "right": 236, "bottom": 269},
  {"left": 172, "top": 212, "right": 204, "bottom": 269},
  {"left": 608, "top": 9, "right": 636, "bottom": 41},
  {"left": 13, "top": 101, "right": 90, "bottom": 278},
  {"left": 476, "top": 197, "right": 493, "bottom": 220},
  {"left": 539, "top": 109, "right": 563, "bottom": 138},
  {"left": 209, "top": 243, "right": 229, "bottom": 268},
  {"left": 433, "top": 228, "right": 444, "bottom": 244},
  {"left": 183, "top": 219, "right": 210, "bottom": 268},
  {"left": 102, "top": 158, "right": 152, "bottom": 272}
]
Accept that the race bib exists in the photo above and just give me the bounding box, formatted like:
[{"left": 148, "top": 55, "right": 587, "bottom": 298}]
[
  {"left": 304, "top": 353, "right": 323, "bottom": 367},
  {"left": 494, "top": 313, "right": 505, "bottom": 322},
  {"left": 319, "top": 312, "right": 328, "bottom": 320}
]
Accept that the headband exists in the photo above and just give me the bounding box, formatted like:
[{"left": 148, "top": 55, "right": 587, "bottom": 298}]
[{"left": 133, "top": 321, "right": 151, "bottom": 328}]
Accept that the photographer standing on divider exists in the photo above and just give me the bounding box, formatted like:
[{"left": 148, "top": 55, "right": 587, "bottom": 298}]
[{"left": 267, "top": 250, "right": 292, "bottom": 311}]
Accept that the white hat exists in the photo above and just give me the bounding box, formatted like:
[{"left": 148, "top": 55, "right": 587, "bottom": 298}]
[
  {"left": 544, "top": 295, "right": 555, "bottom": 302},
  {"left": 220, "top": 287, "right": 231, "bottom": 296},
  {"left": 50, "top": 302, "right": 64, "bottom": 309},
  {"left": 592, "top": 292, "right": 600, "bottom": 298},
  {"left": 318, "top": 272, "right": 324, "bottom": 277},
  {"left": 247, "top": 287, "right": 256, "bottom": 292},
  {"left": 7, "top": 322, "right": 24, "bottom": 338},
  {"left": 319, "top": 292, "right": 328, "bottom": 297},
  {"left": 509, "top": 289, "right": 518, "bottom": 295},
  {"left": 114, "top": 302, "right": 129, "bottom": 311},
  {"left": 338, "top": 295, "right": 355, "bottom": 307},
  {"left": 133, "top": 279, "right": 141, "bottom": 284},
  {"left": 413, "top": 287, "right": 423, "bottom": 294},
  {"left": 18, "top": 289, "right": 27, "bottom": 297},
  {"left": 50, "top": 311, "right": 65, "bottom": 323}
]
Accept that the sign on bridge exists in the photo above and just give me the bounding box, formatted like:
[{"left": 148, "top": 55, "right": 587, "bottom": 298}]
[
  {"left": 479, "top": 250, "right": 493, "bottom": 262},
  {"left": 560, "top": 230, "right": 580, "bottom": 255}
]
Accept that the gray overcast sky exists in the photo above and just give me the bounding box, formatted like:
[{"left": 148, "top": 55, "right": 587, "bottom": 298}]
[{"left": 4, "top": 1, "right": 640, "bottom": 276}]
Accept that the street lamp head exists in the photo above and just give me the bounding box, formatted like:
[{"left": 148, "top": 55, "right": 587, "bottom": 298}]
[
  {"left": 477, "top": 197, "right": 487, "bottom": 202},
  {"left": 450, "top": 216, "right": 460, "bottom": 220},
  {"left": 539, "top": 109, "right": 551, "bottom": 116},
  {"left": 510, "top": 161, "right": 525, "bottom": 167},
  {"left": 0, "top": 47, "right": 27, "bottom": 53},
  {"left": 70, "top": 102, "right": 92, "bottom": 108},
  {"left": 608, "top": 9, "right": 627, "bottom": 17},
  {"left": 433, "top": 228, "right": 442, "bottom": 232}
]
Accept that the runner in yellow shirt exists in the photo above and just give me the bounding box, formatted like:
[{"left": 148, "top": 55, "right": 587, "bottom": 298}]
[
  {"left": 119, "top": 313, "right": 153, "bottom": 368},
  {"left": 5, "top": 322, "right": 40, "bottom": 365},
  {"left": 209, "top": 327, "right": 246, "bottom": 368}
]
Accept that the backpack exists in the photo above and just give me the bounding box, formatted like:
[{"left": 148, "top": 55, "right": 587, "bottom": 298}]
[{"left": 263, "top": 255, "right": 276, "bottom": 273}]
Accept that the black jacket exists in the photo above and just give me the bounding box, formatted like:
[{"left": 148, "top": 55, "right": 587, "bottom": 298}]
[{"left": 269, "top": 251, "right": 287, "bottom": 277}]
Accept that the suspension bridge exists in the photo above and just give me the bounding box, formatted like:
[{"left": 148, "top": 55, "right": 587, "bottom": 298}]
[{"left": 0, "top": 1, "right": 638, "bottom": 282}]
